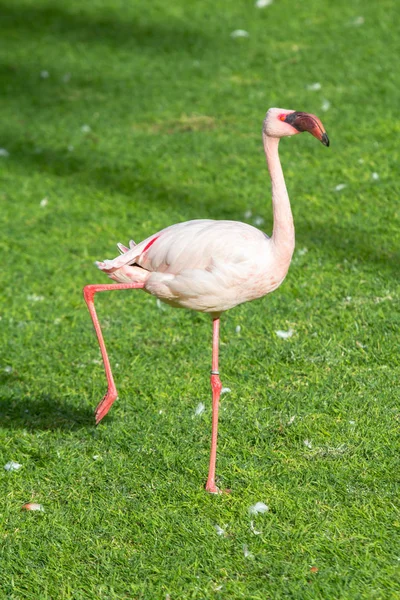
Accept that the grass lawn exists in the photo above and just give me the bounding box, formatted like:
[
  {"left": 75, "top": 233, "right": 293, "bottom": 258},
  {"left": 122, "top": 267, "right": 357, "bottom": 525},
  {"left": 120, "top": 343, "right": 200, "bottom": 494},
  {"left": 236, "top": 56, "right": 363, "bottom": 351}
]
[{"left": 1, "top": 0, "right": 400, "bottom": 597}]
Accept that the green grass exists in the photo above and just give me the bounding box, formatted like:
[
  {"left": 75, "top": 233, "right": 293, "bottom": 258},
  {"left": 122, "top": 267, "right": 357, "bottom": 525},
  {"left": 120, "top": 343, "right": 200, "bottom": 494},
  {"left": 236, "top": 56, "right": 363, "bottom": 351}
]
[{"left": 1, "top": 0, "right": 400, "bottom": 597}]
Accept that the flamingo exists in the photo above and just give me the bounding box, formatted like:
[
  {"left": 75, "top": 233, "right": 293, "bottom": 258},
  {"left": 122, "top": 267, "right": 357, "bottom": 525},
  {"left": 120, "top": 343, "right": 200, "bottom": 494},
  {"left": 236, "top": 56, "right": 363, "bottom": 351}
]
[{"left": 83, "top": 108, "right": 329, "bottom": 493}]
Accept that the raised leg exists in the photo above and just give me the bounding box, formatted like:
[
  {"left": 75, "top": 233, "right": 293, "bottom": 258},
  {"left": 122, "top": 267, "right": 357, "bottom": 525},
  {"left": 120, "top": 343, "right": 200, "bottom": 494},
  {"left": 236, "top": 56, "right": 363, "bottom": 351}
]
[
  {"left": 205, "top": 317, "right": 222, "bottom": 494},
  {"left": 83, "top": 283, "right": 144, "bottom": 424}
]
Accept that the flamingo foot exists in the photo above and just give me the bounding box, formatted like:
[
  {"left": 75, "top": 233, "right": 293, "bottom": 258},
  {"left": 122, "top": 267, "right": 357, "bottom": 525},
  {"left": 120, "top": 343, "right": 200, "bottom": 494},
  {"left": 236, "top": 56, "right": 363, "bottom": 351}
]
[
  {"left": 95, "top": 388, "right": 118, "bottom": 424},
  {"left": 205, "top": 481, "right": 221, "bottom": 494}
]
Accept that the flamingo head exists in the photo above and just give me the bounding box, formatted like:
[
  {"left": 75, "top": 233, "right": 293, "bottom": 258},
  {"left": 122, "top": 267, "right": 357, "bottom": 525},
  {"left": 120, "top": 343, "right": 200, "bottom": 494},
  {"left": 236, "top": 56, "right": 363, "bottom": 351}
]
[{"left": 263, "top": 107, "right": 329, "bottom": 146}]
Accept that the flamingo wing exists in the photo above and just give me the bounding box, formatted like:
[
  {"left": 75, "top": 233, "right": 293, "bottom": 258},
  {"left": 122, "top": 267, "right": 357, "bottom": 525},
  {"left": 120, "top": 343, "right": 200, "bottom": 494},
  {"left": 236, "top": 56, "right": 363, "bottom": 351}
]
[{"left": 99, "top": 220, "right": 268, "bottom": 274}]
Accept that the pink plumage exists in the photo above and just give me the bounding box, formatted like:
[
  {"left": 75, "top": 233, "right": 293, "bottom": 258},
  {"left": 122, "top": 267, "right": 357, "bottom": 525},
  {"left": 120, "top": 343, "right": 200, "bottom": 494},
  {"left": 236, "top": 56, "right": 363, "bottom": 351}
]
[
  {"left": 97, "top": 220, "right": 286, "bottom": 314},
  {"left": 84, "top": 108, "right": 329, "bottom": 493}
]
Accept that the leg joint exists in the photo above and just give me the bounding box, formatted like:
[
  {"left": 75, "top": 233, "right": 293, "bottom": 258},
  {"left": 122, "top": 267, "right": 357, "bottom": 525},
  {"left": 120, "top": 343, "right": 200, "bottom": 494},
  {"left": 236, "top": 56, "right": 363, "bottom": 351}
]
[
  {"left": 83, "top": 285, "right": 95, "bottom": 304},
  {"left": 210, "top": 372, "right": 222, "bottom": 394}
]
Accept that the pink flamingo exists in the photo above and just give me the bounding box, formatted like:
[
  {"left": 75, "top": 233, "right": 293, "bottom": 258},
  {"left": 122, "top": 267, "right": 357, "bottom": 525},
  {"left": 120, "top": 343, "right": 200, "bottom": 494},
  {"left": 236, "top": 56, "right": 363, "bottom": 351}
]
[{"left": 84, "top": 108, "right": 329, "bottom": 493}]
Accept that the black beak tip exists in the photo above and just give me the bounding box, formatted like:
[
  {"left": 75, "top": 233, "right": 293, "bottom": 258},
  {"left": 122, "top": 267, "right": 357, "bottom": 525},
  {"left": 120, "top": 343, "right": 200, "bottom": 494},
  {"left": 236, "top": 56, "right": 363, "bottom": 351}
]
[{"left": 321, "top": 132, "right": 330, "bottom": 147}]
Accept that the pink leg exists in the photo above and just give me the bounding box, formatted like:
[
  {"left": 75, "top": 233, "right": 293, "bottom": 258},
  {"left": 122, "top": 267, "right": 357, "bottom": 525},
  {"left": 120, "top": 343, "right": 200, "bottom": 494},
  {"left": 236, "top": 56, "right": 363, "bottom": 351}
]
[
  {"left": 83, "top": 283, "right": 144, "bottom": 424},
  {"left": 205, "top": 317, "right": 222, "bottom": 494}
]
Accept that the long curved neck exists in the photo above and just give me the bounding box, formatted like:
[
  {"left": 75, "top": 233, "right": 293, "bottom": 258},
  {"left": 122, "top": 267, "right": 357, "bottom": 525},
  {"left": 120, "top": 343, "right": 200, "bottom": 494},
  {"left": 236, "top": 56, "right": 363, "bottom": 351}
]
[{"left": 263, "top": 133, "right": 295, "bottom": 260}]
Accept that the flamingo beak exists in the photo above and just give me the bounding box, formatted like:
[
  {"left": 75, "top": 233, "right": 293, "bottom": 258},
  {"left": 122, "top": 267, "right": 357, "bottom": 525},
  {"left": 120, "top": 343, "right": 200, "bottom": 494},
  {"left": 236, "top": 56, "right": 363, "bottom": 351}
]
[
  {"left": 321, "top": 132, "right": 330, "bottom": 147},
  {"left": 284, "top": 112, "right": 329, "bottom": 147}
]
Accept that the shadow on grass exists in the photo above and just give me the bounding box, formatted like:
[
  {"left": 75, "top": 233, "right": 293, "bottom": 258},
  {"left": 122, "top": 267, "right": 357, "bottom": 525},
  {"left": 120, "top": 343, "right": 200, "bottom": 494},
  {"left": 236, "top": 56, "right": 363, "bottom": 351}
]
[
  {"left": 297, "top": 218, "right": 400, "bottom": 277},
  {"left": 1, "top": 132, "right": 203, "bottom": 215},
  {"left": 0, "top": 0, "right": 211, "bottom": 55},
  {"left": 0, "top": 392, "right": 95, "bottom": 432},
  {"left": 0, "top": 0, "right": 218, "bottom": 214}
]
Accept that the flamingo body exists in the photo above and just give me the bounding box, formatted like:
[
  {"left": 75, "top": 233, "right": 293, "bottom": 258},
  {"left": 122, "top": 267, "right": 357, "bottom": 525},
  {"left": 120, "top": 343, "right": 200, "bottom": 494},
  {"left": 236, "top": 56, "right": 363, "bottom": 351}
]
[{"left": 97, "top": 219, "right": 290, "bottom": 314}]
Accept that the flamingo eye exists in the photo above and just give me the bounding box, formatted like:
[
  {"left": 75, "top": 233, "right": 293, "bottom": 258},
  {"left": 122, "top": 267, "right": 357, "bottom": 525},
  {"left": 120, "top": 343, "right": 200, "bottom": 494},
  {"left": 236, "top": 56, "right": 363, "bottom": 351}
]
[{"left": 278, "top": 114, "right": 287, "bottom": 122}]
